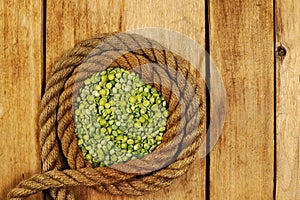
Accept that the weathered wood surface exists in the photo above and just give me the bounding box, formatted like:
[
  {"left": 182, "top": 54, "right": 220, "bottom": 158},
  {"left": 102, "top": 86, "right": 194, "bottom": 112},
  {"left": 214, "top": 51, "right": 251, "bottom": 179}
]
[
  {"left": 0, "top": 1, "right": 42, "bottom": 200},
  {"left": 1, "top": 0, "right": 300, "bottom": 199},
  {"left": 209, "top": 1, "right": 275, "bottom": 199},
  {"left": 276, "top": 0, "right": 300, "bottom": 199}
]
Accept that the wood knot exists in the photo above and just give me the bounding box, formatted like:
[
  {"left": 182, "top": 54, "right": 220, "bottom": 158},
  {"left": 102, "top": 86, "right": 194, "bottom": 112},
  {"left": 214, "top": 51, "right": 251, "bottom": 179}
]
[{"left": 276, "top": 45, "right": 287, "bottom": 59}]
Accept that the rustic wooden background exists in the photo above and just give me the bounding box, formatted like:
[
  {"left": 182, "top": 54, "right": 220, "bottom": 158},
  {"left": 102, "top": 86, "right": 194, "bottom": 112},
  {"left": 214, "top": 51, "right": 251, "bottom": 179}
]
[{"left": 0, "top": 0, "right": 299, "bottom": 199}]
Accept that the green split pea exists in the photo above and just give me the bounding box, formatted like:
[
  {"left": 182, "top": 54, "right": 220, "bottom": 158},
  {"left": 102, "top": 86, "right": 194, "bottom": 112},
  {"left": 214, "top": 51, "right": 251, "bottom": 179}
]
[{"left": 74, "top": 67, "right": 169, "bottom": 167}]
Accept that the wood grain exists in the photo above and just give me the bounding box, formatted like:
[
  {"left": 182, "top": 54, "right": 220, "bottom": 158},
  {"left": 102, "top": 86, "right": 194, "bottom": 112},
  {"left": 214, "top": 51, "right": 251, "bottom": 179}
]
[
  {"left": 209, "top": 1, "right": 274, "bottom": 199},
  {"left": 46, "top": 0, "right": 206, "bottom": 199},
  {"left": 6, "top": 1, "right": 300, "bottom": 199},
  {"left": 276, "top": 0, "right": 300, "bottom": 199},
  {"left": 0, "top": 0, "right": 42, "bottom": 199}
]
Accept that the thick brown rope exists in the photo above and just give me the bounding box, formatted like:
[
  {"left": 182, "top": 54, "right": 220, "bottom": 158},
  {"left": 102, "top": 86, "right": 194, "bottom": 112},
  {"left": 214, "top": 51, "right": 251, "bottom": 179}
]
[{"left": 8, "top": 32, "right": 205, "bottom": 200}]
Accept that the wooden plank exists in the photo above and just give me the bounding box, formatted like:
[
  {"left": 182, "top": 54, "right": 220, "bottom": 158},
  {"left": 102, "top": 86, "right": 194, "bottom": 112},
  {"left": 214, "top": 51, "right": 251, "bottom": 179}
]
[
  {"left": 46, "top": 0, "right": 206, "bottom": 199},
  {"left": 209, "top": 1, "right": 274, "bottom": 199},
  {"left": 276, "top": 1, "right": 300, "bottom": 199},
  {"left": 0, "top": 0, "right": 42, "bottom": 200}
]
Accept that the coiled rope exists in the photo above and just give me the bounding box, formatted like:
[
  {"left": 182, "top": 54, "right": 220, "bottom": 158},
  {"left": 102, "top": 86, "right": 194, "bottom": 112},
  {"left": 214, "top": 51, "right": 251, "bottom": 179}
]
[{"left": 8, "top": 32, "right": 205, "bottom": 200}]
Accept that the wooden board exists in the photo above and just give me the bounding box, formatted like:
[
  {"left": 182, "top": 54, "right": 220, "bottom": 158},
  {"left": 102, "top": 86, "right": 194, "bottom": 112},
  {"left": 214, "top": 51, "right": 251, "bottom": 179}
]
[
  {"left": 209, "top": 1, "right": 275, "bottom": 199},
  {"left": 0, "top": 0, "right": 42, "bottom": 200},
  {"left": 46, "top": 0, "right": 206, "bottom": 199},
  {"left": 276, "top": 0, "right": 300, "bottom": 199},
  {"left": 3, "top": 1, "right": 300, "bottom": 199}
]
